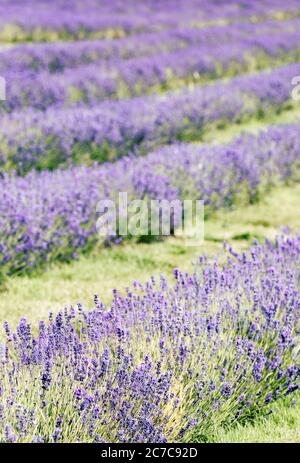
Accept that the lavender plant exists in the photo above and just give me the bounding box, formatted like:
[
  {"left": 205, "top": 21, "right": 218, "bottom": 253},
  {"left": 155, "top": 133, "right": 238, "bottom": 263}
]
[
  {"left": 2, "top": 30, "right": 300, "bottom": 115},
  {"left": 1, "top": 0, "right": 299, "bottom": 42},
  {"left": 0, "top": 124, "right": 299, "bottom": 277},
  {"left": 1, "top": 62, "right": 299, "bottom": 174},
  {"left": 3, "top": 22, "right": 300, "bottom": 118},
  {"left": 0, "top": 236, "right": 299, "bottom": 442},
  {"left": 1, "top": 18, "right": 300, "bottom": 75}
]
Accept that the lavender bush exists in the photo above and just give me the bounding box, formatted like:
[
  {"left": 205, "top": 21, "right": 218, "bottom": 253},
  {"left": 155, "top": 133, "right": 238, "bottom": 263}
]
[
  {"left": 0, "top": 124, "right": 299, "bottom": 278},
  {"left": 0, "top": 235, "right": 299, "bottom": 442},
  {"left": 0, "top": 0, "right": 188, "bottom": 41},
  {"left": 1, "top": 62, "right": 299, "bottom": 174},
  {"left": 1, "top": 18, "right": 300, "bottom": 75},
  {"left": 1, "top": 0, "right": 299, "bottom": 42},
  {"left": 2, "top": 30, "right": 300, "bottom": 114}
]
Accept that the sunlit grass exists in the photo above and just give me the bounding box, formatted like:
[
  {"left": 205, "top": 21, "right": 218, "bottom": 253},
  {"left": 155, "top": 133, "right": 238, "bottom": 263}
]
[
  {"left": 199, "top": 104, "right": 300, "bottom": 145},
  {"left": 214, "top": 393, "right": 300, "bottom": 443}
]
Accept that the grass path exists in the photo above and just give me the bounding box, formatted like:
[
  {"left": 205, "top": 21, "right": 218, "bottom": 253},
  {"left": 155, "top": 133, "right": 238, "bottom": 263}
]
[{"left": 192, "top": 104, "right": 300, "bottom": 146}]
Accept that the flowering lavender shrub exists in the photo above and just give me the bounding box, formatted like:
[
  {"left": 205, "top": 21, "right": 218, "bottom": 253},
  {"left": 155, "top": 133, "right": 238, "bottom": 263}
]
[
  {"left": 1, "top": 63, "right": 299, "bottom": 174},
  {"left": 1, "top": 0, "right": 299, "bottom": 42},
  {"left": 1, "top": 18, "right": 300, "bottom": 75},
  {"left": 0, "top": 124, "right": 299, "bottom": 277},
  {"left": 0, "top": 0, "right": 191, "bottom": 41},
  {"left": 2, "top": 31, "right": 300, "bottom": 115},
  {"left": 0, "top": 236, "right": 299, "bottom": 442}
]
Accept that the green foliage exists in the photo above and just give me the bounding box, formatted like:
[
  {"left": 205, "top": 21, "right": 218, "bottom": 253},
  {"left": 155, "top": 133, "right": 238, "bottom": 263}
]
[{"left": 214, "top": 394, "right": 300, "bottom": 442}]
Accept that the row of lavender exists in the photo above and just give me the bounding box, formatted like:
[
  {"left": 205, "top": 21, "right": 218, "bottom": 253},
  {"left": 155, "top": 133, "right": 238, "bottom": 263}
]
[
  {"left": 1, "top": 123, "right": 299, "bottom": 278},
  {"left": 0, "top": 0, "right": 200, "bottom": 41},
  {"left": 1, "top": 235, "right": 299, "bottom": 442},
  {"left": 2, "top": 27, "right": 300, "bottom": 114},
  {"left": 1, "top": 62, "right": 299, "bottom": 174},
  {"left": 1, "top": 0, "right": 299, "bottom": 41},
  {"left": 2, "top": 17, "right": 300, "bottom": 75}
]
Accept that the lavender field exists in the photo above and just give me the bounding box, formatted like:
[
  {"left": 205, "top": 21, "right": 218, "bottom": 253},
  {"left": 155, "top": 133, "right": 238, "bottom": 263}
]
[{"left": 0, "top": 0, "right": 299, "bottom": 445}]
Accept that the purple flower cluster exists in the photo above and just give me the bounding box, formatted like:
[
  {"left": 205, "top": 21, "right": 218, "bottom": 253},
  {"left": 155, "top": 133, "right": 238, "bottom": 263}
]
[
  {"left": 1, "top": 0, "right": 299, "bottom": 42},
  {"left": 0, "top": 123, "right": 299, "bottom": 276},
  {"left": 0, "top": 0, "right": 189, "bottom": 41},
  {"left": 1, "top": 62, "right": 299, "bottom": 174},
  {"left": 2, "top": 28, "right": 300, "bottom": 114},
  {"left": 1, "top": 17, "right": 300, "bottom": 75},
  {"left": 0, "top": 236, "right": 299, "bottom": 442}
]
